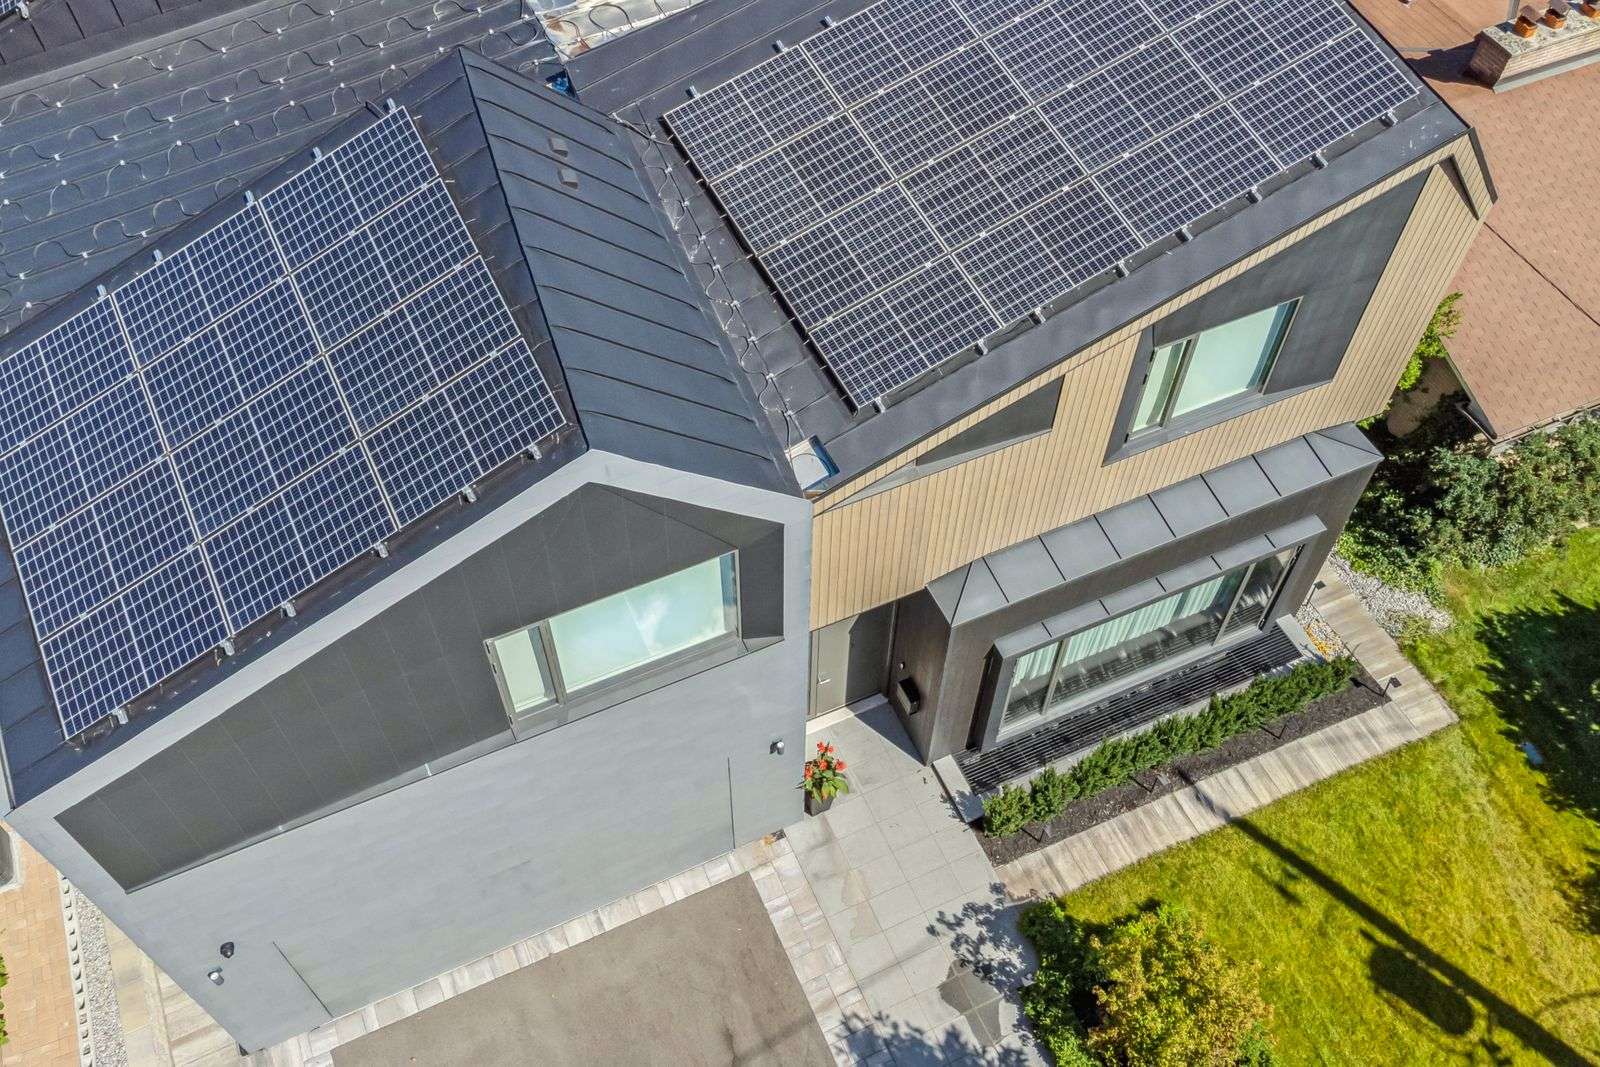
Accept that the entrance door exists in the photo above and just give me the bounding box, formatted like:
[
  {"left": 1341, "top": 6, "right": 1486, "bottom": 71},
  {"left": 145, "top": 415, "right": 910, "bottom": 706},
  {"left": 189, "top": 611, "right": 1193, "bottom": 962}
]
[{"left": 809, "top": 604, "right": 894, "bottom": 716}]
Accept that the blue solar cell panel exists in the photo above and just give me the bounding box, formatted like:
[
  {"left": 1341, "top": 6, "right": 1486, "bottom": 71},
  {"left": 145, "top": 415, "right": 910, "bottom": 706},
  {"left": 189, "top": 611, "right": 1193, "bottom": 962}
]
[
  {"left": 1232, "top": 65, "right": 1345, "bottom": 165},
  {"left": 1141, "top": 0, "right": 1198, "bottom": 29},
  {"left": 1110, "top": 38, "right": 1220, "bottom": 135},
  {"left": 66, "top": 379, "right": 163, "bottom": 501},
  {"left": 1056, "top": 0, "right": 1156, "bottom": 63},
  {"left": 737, "top": 48, "right": 835, "bottom": 145},
  {"left": 446, "top": 340, "right": 565, "bottom": 471},
  {"left": 883, "top": 260, "right": 997, "bottom": 363},
  {"left": 954, "top": 0, "right": 1046, "bottom": 24},
  {"left": 1162, "top": 107, "right": 1280, "bottom": 207},
  {"left": 402, "top": 260, "right": 519, "bottom": 381},
  {"left": 921, "top": 46, "right": 1028, "bottom": 144},
  {"left": 802, "top": 10, "right": 908, "bottom": 107},
  {"left": 262, "top": 158, "right": 362, "bottom": 268},
  {"left": 188, "top": 208, "right": 282, "bottom": 320},
  {"left": 115, "top": 249, "right": 210, "bottom": 365},
  {"left": 15, "top": 508, "right": 115, "bottom": 637},
  {"left": 812, "top": 298, "right": 920, "bottom": 406},
  {"left": 832, "top": 189, "right": 943, "bottom": 291},
  {"left": 0, "top": 341, "right": 57, "bottom": 453},
  {"left": 1040, "top": 75, "right": 1152, "bottom": 170},
  {"left": 1256, "top": 0, "right": 1354, "bottom": 56},
  {"left": 1028, "top": 180, "right": 1141, "bottom": 283},
  {"left": 367, "top": 183, "right": 474, "bottom": 299},
  {"left": 1301, "top": 31, "right": 1418, "bottom": 129},
  {"left": 876, "top": 0, "right": 971, "bottom": 69},
  {"left": 905, "top": 147, "right": 1011, "bottom": 247},
  {"left": 987, "top": 5, "right": 1096, "bottom": 102},
  {"left": 40, "top": 596, "right": 143, "bottom": 737},
  {"left": 336, "top": 110, "right": 438, "bottom": 220},
  {"left": 282, "top": 447, "right": 393, "bottom": 577},
  {"left": 121, "top": 550, "right": 226, "bottom": 684},
  {"left": 1175, "top": 0, "right": 1289, "bottom": 97},
  {"left": 219, "top": 281, "right": 318, "bottom": 396},
  {"left": 979, "top": 114, "right": 1084, "bottom": 214},
  {"left": 36, "top": 300, "right": 134, "bottom": 411},
  {"left": 172, "top": 408, "right": 276, "bottom": 536},
  {"left": 1095, "top": 141, "right": 1213, "bottom": 242},
  {"left": 204, "top": 495, "right": 309, "bottom": 631},
  {"left": 250, "top": 361, "right": 353, "bottom": 486},
  {"left": 366, "top": 392, "right": 478, "bottom": 526},
  {"left": 328, "top": 313, "right": 436, "bottom": 432},
  {"left": 957, "top": 217, "right": 1074, "bottom": 323},
  {"left": 667, "top": 87, "right": 776, "bottom": 182},
  {"left": 93, "top": 462, "right": 192, "bottom": 588},
  {"left": 763, "top": 224, "right": 875, "bottom": 323},
  {"left": 294, "top": 231, "right": 398, "bottom": 347},
  {"left": 144, "top": 329, "right": 243, "bottom": 447},
  {"left": 782, "top": 117, "right": 890, "bottom": 209},
  {"left": 713, "top": 152, "right": 823, "bottom": 252},
  {"left": 853, "top": 78, "right": 960, "bottom": 174},
  {"left": 0, "top": 423, "right": 85, "bottom": 545}
]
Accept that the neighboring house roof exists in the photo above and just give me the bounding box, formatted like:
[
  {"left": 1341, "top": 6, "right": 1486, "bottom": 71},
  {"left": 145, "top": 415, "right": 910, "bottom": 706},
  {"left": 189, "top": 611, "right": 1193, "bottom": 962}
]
[
  {"left": 1352, "top": 0, "right": 1600, "bottom": 439},
  {"left": 0, "top": 20, "right": 788, "bottom": 798},
  {"left": 563, "top": 0, "right": 1477, "bottom": 487}
]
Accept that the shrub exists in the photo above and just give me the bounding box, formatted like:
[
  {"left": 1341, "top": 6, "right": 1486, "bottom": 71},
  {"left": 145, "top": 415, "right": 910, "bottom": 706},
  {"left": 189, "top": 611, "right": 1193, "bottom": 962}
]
[
  {"left": 1397, "top": 292, "right": 1461, "bottom": 393},
  {"left": 1088, "top": 904, "right": 1273, "bottom": 1067},
  {"left": 983, "top": 783, "right": 1034, "bottom": 836},
  {"left": 1340, "top": 409, "right": 1600, "bottom": 591},
  {"left": 982, "top": 658, "right": 1354, "bottom": 838},
  {"left": 1021, "top": 901, "right": 1277, "bottom": 1067}
]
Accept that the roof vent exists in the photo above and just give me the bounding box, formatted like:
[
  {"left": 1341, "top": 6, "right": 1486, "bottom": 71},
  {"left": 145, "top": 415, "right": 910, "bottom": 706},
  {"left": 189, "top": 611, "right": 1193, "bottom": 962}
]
[
  {"left": 559, "top": 166, "right": 581, "bottom": 188},
  {"left": 549, "top": 135, "right": 570, "bottom": 157},
  {"left": 786, "top": 437, "right": 836, "bottom": 492}
]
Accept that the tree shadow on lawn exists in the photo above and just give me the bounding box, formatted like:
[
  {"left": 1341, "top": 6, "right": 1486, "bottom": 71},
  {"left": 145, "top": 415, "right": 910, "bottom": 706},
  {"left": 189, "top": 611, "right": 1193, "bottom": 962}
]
[
  {"left": 1476, "top": 595, "right": 1600, "bottom": 825},
  {"left": 1185, "top": 784, "right": 1600, "bottom": 1066}
]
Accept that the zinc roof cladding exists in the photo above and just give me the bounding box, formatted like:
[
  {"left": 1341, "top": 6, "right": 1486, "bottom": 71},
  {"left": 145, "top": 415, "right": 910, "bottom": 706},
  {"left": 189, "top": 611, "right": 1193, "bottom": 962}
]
[
  {"left": 0, "top": 0, "right": 554, "bottom": 338},
  {"left": 565, "top": 0, "right": 1472, "bottom": 488}
]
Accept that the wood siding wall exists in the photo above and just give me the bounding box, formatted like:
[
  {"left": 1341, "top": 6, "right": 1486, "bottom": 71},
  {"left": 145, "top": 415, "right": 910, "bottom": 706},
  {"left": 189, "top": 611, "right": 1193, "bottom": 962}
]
[{"left": 810, "top": 139, "right": 1490, "bottom": 629}]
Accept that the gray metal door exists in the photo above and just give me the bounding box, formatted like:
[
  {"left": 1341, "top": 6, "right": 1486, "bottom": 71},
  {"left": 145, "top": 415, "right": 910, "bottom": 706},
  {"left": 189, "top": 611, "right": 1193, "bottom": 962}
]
[{"left": 809, "top": 604, "right": 894, "bottom": 716}]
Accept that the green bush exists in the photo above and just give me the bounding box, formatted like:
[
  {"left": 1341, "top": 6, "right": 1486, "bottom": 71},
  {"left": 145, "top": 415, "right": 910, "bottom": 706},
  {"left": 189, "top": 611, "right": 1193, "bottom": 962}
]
[
  {"left": 982, "top": 783, "right": 1034, "bottom": 836},
  {"left": 1397, "top": 292, "right": 1461, "bottom": 393},
  {"left": 1021, "top": 901, "right": 1277, "bottom": 1066},
  {"left": 983, "top": 658, "right": 1355, "bottom": 839},
  {"left": 1340, "top": 409, "right": 1600, "bottom": 592}
]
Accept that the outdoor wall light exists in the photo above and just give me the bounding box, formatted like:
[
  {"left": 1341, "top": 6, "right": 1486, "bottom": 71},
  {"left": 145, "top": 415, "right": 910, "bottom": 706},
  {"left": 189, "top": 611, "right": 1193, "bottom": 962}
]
[
  {"left": 770, "top": 739, "right": 785, "bottom": 755},
  {"left": 207, "top": 967, "right": 224, "bottom": 986},
  {"left": 220, "top": 942, "right": 234, "bottom": 959}
]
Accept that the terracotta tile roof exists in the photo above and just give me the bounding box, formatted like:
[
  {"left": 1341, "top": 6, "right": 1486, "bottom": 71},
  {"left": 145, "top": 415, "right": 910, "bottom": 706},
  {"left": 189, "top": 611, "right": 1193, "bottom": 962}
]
[{"left": 1353, "top": 0, "right": 1600, "bottom": 438}]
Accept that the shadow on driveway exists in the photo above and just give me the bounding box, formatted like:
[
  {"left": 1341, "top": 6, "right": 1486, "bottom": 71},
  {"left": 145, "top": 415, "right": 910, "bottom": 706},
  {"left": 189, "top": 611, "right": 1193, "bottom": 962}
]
[{"left": 332, "top": 873, "right": 832, "bottom": 1067}]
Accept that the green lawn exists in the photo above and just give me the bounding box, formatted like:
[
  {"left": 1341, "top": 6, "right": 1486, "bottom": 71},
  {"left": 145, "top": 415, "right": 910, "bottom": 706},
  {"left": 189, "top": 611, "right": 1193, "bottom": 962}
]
[{"left": 1050, "top": 531, "right": 1600, "bottom": 1065}]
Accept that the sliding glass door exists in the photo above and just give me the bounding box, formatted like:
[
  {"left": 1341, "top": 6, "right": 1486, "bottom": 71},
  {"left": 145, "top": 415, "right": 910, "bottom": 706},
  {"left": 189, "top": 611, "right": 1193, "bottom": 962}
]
[{"left": 1000, "top": 548, "right": 1298, "bottom": 735}]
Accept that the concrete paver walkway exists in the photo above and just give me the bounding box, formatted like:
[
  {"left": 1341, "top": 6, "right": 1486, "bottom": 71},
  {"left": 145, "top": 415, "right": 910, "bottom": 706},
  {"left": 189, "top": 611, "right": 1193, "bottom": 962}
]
[
  {"left": 1000, "top": 566, "right": 1458, "bottom": 900},
  {"left": 793, "top": 704, "right": 1044, "bottom": 1066},
  {"left": 0, "top": 826, "right": 81, "bottom": 1066}
]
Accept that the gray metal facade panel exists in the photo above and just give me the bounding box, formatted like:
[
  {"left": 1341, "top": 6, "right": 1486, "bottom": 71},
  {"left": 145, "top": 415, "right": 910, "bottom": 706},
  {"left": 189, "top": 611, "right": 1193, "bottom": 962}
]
[
  {"left": 983, "top": 539, "right": 1063, "bottom": 605},
  {"left": 1149, "top": 478, "right": 1228, "bottom": 538},
  {"left": 1097, "top": 497, "right": 1175, "bottom": 559},
  {"left": 458, "top": 53, "right": 791, "bottom": 493},
  {"left": 1039, "top": 519, "right": 1121, "bottom": 583},
  {"left": 1204, "top": 458, "right": 1281, "bottom": 515},
  {"left": 1255, "top": 437, "right": 1335, "bottom": 497},
  {"left": 952, "top": 561, "right": 1007, "bottom": 627},
  {"left": 1307, "top": 425, "right": 1384, "bottom": 474}
]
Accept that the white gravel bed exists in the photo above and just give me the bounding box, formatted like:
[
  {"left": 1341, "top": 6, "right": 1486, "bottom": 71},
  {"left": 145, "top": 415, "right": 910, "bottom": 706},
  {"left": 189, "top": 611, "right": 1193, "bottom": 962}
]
[
  {"left": 1327, "top": 554, "right": 1453, "bottom": 636},
  {"left": 73, "top": 888, "right": 129, "bottom": 1067}
]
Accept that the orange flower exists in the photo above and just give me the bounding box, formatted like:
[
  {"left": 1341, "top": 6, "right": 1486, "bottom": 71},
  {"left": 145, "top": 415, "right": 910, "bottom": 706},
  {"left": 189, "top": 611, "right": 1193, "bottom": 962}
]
[
  {"left": 803, "top": 765, "right": 813, "bottom": 778},
  {"left": 835, "top": 760, "right": 846, "bottom": 771}
]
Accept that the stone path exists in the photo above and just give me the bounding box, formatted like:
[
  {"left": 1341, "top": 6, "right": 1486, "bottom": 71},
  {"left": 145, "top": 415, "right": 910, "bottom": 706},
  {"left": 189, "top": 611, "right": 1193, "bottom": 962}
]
[
  {"left": 1001, "top": 566, "right": 1458, "bottom": 900},
  {"left": 793, "top": 703, "right": 1044, "bottom": 1066}
]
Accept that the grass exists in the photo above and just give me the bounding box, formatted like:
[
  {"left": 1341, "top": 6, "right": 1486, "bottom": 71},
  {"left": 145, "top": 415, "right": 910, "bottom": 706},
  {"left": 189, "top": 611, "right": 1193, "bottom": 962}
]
[{"left": 1048, "top": 531, "right": 1600, "bottom": 1065}]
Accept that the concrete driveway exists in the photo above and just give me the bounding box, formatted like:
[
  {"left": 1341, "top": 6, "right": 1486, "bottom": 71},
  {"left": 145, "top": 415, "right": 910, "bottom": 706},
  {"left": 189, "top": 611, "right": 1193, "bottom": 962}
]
[{"left": 332, "top": 872, "right": 831, "bottom": 1066}]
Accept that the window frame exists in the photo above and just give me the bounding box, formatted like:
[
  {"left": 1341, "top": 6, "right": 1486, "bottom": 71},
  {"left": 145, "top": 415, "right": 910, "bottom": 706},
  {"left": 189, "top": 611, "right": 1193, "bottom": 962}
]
[
  {"left": 485, "top": 551, "right": 742, "bottom": 719},
  {"left": 1127, "top": 298, "right": 1301, "bottom": 439},
  {"left": 996, "top": 545, "right": 1300, "bottom": 739}
]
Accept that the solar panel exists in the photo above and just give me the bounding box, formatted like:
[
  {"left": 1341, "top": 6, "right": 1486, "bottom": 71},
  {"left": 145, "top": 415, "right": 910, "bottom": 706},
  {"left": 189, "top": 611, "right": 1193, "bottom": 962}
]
[
  {"left": 665, "top": 0, "right": 1420, "bottom": 405},
  {"left": 0, "top": 107, "right": 569, "bottom": 737}
]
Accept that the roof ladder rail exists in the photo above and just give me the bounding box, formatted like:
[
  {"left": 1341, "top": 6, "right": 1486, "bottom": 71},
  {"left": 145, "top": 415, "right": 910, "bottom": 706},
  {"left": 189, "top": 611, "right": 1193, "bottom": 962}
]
[
  {"left": 280, "top": 601, "right": 296, "bottom": 619},
  {"left": 217, "top": 639, "right": 236, "bottom": 658},
  {"left": 372, "top": 542, "right": 390, "bottom": 560},
  {"left": 460, "top": 486, "right": 478, "bottom": 504},
  {"left": 110, "top": 706, "right": 129, "bottom": 726}
]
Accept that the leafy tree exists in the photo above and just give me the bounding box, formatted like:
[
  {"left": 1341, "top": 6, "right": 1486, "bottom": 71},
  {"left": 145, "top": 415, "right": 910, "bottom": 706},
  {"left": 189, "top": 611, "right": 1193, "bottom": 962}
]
[
  {"left": 1087, "top": 904, "right": 1272, "bottom": 1067},
  {"left": 1397, "top": 292, "right": 1461, "bottom": 393}
]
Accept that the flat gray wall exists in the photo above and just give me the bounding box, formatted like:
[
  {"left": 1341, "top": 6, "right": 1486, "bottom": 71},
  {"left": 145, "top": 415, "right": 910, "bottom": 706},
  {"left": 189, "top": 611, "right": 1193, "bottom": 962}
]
[
  {"left": 6, "top": 451, "right": 811, "bottom": 1051},
  {"left": 889, "top": 460, "right": 1374, "bottom": 762}
]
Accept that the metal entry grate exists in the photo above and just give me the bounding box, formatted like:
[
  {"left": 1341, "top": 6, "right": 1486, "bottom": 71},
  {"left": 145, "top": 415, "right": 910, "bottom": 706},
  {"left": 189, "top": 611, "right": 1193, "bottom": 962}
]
[{"left": 956, "top": 627, "right": 1303, "bottom": 794}]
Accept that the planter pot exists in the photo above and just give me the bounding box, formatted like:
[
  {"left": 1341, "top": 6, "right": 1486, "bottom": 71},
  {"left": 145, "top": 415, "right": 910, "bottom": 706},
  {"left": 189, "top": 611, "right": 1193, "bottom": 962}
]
[{"left": 805, "top": 791, "right": 834, "bottom": 817}]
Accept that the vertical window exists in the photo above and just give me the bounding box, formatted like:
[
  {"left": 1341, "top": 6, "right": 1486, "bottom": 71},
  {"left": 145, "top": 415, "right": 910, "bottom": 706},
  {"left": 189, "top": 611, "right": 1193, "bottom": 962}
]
[
  {"left": 1000, "top": 547, "right": 1300, "bottom": 734},
  {"left": 486, "top": 554, "right": 740, "bottom": 717},
  {"left": 1130, "top": 300, "right": 1298, "bottom": 435}
]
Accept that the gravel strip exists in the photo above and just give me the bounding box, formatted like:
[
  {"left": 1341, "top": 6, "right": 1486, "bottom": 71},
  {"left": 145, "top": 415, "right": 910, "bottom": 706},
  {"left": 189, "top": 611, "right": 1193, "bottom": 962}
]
[
  {"left": 1295, "top": 601, "right": 1349, "bottom": 658},
  {"left": 1327, "top": 554, "right": 1453, "bottom": 636},
  {"left": 73, "top": 888, "right": 129, "bottom": 1067}
]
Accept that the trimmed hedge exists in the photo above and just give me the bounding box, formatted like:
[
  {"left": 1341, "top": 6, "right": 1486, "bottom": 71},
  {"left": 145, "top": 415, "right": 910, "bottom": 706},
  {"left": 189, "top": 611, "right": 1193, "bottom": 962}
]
[{"left": 983, "top": 657, "right": 1356, "bottom": 837}]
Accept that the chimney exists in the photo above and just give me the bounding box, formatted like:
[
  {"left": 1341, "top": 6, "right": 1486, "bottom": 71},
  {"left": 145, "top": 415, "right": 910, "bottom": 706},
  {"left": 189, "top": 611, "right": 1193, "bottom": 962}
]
[
  {"left": 1513, "top": 5, "right": 1540, "bottom": 34},
  {"left": 1542, "top": 0, "right": 1569, "bottom": 26}
]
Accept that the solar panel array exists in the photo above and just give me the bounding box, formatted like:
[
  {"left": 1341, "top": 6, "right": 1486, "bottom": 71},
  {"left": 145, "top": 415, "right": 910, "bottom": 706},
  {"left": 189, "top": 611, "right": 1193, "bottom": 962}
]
[
  {"left": 0, "top": 109, "right": 567, "bottom": 739},
  {"left": 0, "top": 0, "right": 21, "bottom": 18},
  {"left": 665, "top": 0, "right": 1420, "bottom": 406}
]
